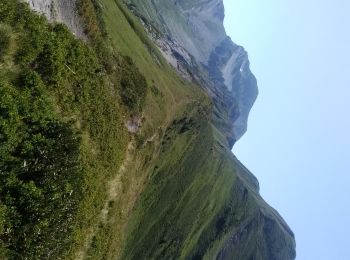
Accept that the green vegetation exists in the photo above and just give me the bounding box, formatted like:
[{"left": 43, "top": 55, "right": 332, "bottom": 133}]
[
  {"left": 68, "top": 1, "right": 208, "bottom": 258},
  {"left": 0, "top": 0, "right": 149, "bottom": 258},
  {"left": 0, "top": 72, "right": 82, "bottom": 258},
  {"left": 120, "top": 56, "right": 147, "bottom": 111},
  {"left": 0, "top": 25, "right": 12, "bottom": 61},
  {"left": 98, "top": 1, "right": 295, "bottom": 260},
  {"left": 0, "top": 0, "right": 295, "bottom": 259}
]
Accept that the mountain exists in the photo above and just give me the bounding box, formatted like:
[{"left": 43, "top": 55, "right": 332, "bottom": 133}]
[
  {"left": 0, "top": 0, "right": 295, "bottom": 259},
  {"left": 126, "top": 0, "right": 258, "bottom": 146}
]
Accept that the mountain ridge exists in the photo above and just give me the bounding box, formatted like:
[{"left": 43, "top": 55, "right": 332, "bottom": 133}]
[{"left": 126, "top": 0, "right": 258, "bottom": 145}]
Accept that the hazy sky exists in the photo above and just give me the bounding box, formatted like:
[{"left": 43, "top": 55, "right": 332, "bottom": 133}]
[{"left": 223, "top": 1, "right": 350, "bottom": 259}]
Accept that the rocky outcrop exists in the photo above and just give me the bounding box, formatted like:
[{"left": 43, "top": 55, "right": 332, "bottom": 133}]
[
  {"left": 23, "top": 0, "right": 86, "bottom": 39},
  {"left": 156, "top": 0, "right": 227, "bottom": 64}
]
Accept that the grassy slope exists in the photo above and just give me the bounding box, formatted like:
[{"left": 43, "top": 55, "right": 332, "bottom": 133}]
[
  {"left": 74, "top": 0, "right": 212, "bottom": 259},
  {"left": 96, "top": 1, "right": 295, "bottom": 259},
  {"left": 93, "top": 0, "right": 294, "bottom": 259}
]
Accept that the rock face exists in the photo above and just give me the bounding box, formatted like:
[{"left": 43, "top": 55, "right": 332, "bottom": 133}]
[
  {"left": 208, "top": 37, "right": 258, "bottom": 143},
  {"left": 153, "top": 0, "right": 227, "bottom": 64},
  {"left": 127, "top": 0, "right": 258, "bottom": 146},
  {"left": 23, "top": 0, "right": 86, "bottom": 39}
]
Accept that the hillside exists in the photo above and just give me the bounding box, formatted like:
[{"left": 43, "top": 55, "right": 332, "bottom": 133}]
[{"left": 0, "top": 0, "right": 295, "bottom": 259}]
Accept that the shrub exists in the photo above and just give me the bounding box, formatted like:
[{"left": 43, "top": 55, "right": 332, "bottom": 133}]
[
  {"left": 120, "top": 56, "right": 148, "bottom": 112},
  {"left": 0, "top": 1, "right": 15, "bottom": 24},
  {"left": 0, "top": 24, "right": 12, "bottom": 61},
  {"left": 0, "top": 76, "right": 83, "bottom": 258}
]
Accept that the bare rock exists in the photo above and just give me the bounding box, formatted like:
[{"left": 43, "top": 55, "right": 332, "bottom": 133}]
[{"left": 24, "top": 0, "right": 86, "bottom": 40}]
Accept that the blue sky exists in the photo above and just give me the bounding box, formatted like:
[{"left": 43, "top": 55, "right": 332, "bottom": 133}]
[{"left": 223, "top": 0, "right": 350, "bottom": 259}]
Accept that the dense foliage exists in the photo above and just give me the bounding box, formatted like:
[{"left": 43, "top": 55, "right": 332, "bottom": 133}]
[
  {"left": 0, "top": 25, "right": 12, "bottom": 61},
  {"left": 0, "top": 0, "right": 148, "bottom": 258},
  {"left": 0, "top": 72, "right": 82, "bottom": 258}
]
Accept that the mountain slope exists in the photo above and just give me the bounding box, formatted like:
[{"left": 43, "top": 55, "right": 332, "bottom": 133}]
[
  {"left": 0, "top": 0, "right": 296, "bottom": 259},
  {"left": 98, "top": 0, "right": 296, "bottom": 259}
]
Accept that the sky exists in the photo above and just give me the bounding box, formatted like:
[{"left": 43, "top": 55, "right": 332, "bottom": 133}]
[{"left": 223, "top": 1, "right": 350, "bottom": 259}]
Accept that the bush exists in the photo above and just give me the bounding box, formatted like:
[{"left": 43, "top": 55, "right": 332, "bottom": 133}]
[
  {"left": 14, "top": 11, "right": 48, "bottom": 64},
  {"left": 39, "top": 24, "right": 75, "bottom": 84},
  {"left": 0, "top": 74, "right": 83, "bottom": 258},
  {"left": 0, "top": 1, "right": 15, "bottom": 24},
  {"left": 120, "top": 56, "right": 148, "bottom": 112},
  {"left": 0, "top": 24, "right": 12, "bottom": 60}
]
